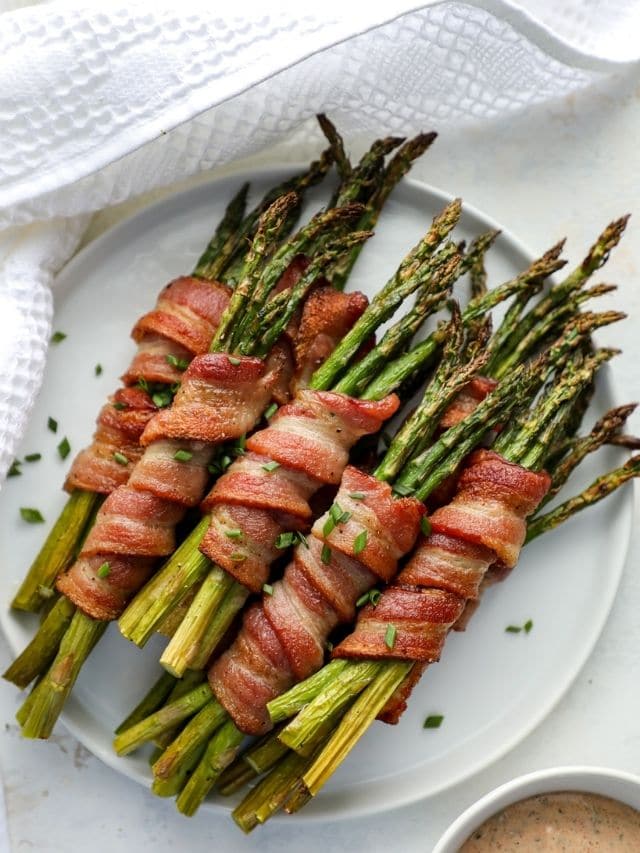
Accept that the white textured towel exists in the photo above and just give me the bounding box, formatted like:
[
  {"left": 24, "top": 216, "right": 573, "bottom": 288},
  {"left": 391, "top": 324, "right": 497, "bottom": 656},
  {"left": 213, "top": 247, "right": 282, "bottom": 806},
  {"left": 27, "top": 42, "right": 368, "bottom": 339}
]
[{"left": 0, "top": 0, "right": 639, "bottom": 477}]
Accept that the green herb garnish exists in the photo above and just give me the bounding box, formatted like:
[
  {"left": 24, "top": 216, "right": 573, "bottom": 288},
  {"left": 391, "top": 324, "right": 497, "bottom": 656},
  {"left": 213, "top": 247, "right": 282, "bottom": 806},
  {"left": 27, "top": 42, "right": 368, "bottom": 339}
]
[
  {"left": 420, "top": 516, "right": 432, "bottom": 537},
  {"left": 264, "top": 403, "right": 278, "bottom": 420},
  {"left": 20, "top": 507, "right": 44, "bottom": 524},
  {"left": 423, "top": 714, "right": 444, "bottom": 729},
  {"left": 262, "top": 461, "right": 280, "bottom": 473},
  {"left": 51, "top": 331, "right": 67, "bottom": 344},
  {"left": 349, "top": 491, "right": 365, "bottom": 501},
  {"left": 321, "top": 544, "right": 332, "bottom": 565},
  {"left": 97, "top": 561, "right": 111, "bottom": 579},
  {"left": 353, "top": 530, "right": 368, "bottom": 554},
  {"left": 228, "top": 355, "right": 241, "bottom": 366},
  {"left": 57, "top": 437, "right": 71, "bottom": 460},
  {"left": 166, "top": 354, "right": 189, "bottom": 371},
  {"left": 113, "top": 452, "right": 129, "bottom": 466},
  {"left": 24, "top": 453, "right": 41, "bottom": 463},
  {"left": 47, "top": 417, "right": 58, "bottom": 433},
  {"left": 173, "top": 449, "right": 193, "bottom": 463},
  {"left": 224, "top": 529, "right": 243, "bottom": 540},
  {"left": 384, "top": 624, "right": 397, "bottom": 649},
  {"left": 262, "top": 584, "right": 274, "bottom": 596},
  {"left": 7, "top": 460, "right": 21, "bottom": 477},
  {"left": 95, "top": 364, "right": 103, "bottom": 376}
]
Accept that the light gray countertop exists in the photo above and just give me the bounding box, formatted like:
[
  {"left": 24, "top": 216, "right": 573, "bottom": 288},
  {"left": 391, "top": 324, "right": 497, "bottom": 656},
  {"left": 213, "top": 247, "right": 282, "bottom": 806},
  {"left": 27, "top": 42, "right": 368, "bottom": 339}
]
[{"left": 2, "top": 66, "right": 639, "bottom": 853}]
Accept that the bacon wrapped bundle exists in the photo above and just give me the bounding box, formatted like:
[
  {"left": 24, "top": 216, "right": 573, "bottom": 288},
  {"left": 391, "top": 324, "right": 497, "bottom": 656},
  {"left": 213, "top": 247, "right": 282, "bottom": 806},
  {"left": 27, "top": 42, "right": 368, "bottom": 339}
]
[
  {"left": 66, "top": 277, "right": 232, "bottom": 494},
  {"left": 208, "top": 466, "right": 424, "bottom": 735},
  {"left": 199, "top": 393, "right": 400, "bottom": 592},
  {"left": 332, "top": 449, "right": 551, "bottom": 723}
]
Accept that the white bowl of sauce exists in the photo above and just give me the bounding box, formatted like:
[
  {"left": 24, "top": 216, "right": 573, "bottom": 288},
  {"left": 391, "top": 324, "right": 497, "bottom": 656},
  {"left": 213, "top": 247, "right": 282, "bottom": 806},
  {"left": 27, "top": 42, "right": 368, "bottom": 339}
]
[{"left": 433, "top": 766, "right": 640, "bottom": 852}]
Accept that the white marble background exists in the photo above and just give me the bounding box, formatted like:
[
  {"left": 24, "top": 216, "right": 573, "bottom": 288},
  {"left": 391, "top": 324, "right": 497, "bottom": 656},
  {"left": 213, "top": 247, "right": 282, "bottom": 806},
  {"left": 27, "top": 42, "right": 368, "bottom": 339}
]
[{"left": 1, "top": 64, "right": 639, "bottom": 853}]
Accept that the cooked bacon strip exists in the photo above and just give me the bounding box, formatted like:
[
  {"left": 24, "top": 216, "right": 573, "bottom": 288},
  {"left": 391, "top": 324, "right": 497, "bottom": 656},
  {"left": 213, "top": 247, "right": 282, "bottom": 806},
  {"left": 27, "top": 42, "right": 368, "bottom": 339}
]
[
  {"left": 65, "top": 387, "right": 158, "bottom": 494},
  {"left": 140, "top": 354, "right": 277, "bottom": 446},
  {"left": 438, "top": 376, "right": 497, "bottom": 429},
  {"left": 332, "top": 450, "right": 550, "bottom": 724},
  {"left": 292, "top": 287, "right": 369, "bottom": 389},
  {"left": 131, "top": 276, "right": 232, "bottom": 358},
  {"left": 122, "top": 336, "right": 191, "bottom": 387},
  {"left": 208, "top": 467, "right": 424, "bottom": 735},
  {"left": 199, "top": 394, "right": 400, "bottom": 592},
  {"left": 56, "top": 554, "right": 155, "bottom": 621}
]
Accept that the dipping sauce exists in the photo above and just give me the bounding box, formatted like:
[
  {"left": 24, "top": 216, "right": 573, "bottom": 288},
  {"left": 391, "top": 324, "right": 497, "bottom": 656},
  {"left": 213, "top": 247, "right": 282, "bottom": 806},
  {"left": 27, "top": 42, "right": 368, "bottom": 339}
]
[{"left": 459, "top": 791, "right": 640, "bottom": 851}]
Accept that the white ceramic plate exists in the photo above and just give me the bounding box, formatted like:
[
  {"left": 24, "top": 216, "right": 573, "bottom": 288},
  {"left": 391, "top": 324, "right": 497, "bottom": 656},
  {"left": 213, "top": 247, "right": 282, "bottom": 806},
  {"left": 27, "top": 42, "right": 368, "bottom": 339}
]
[{"left": 0, "top": 167, "right": 632, "bottom": 821}]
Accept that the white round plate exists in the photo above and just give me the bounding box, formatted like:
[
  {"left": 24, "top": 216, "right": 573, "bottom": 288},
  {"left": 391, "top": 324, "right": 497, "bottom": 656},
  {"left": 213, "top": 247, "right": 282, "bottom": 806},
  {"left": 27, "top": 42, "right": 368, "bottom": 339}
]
[{"left": 0, "top": 167, "right": 632, "bottom": 821}]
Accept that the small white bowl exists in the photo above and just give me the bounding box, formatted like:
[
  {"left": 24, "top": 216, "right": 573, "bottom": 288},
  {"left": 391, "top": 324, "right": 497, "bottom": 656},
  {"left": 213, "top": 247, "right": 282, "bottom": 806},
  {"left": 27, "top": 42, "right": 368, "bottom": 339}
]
[{"left": 434, "top": 766, "right": 640, "bottom": 852}]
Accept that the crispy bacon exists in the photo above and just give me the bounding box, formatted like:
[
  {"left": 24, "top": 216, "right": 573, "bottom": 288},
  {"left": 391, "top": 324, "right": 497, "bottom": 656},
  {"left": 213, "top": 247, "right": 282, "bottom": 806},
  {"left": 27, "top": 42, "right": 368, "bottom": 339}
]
[
  {"left": 199, "top": 395, "right": 400, "bottom": 593},
  {"left": 131, "top": 276, "right": 231, "bottom": 357},
  {"left": 292, "top": 287, "right": 369, "bottom": 389},
  {"left": 122, "top": 336, "right": 191, "bottom": 387},
  {"left": 65, "top": 387, "right": 157, "bottom": 494},
  {"left": 438, "top": 376, "right": 497, "bottom": 430},
  {"left": 208, "top": 468, "right": 424, "bottom": 735},
  {"left": 140, "top": 354, "right": 277, "bottom": 446},
  {"left": 331, "top": 450, "right": 550, "bottom": 724},
  {"left": 56, "top": 554, "right": 155, "bottom": 622}
]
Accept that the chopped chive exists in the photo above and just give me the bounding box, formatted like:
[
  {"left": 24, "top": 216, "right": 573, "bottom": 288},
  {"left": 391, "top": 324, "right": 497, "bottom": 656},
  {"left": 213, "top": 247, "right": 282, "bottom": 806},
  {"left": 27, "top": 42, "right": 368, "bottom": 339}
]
[
  {"left": 505, "top": 625, "right": 522, "bottom": 634},
  {"left": 233, "top": 435, "right": 247, "bottom": 456},
  {"left": 207, "top": 462, "right": 221, "bottom": 476},
  {"left": 393, "top": 483, "right": 414, "bottom": 497},
  {"left": 369, "top": 589, "right": 381, "bottom": 606},
  {"left": 322, "top": 516, "right": 335, "bottom": 538},
  {"left": 47, "top": 417, "right": 58, "bottom": 433},
  {"left": 262, "top": 461, "right": 280, "bottom": 472},
  {"left": 224, "top": 529, "right": 243, "bottom": 540},
  {"left": 321, "top": 544, "right": 332, "bottom": 565},
  {"left": 329, "top": 503, "right": 344, "bottom": 524},
  {"left": 353, "top": 530, "right": 368, "bottom": 554},
  {"left": 524, "top": 619, "right": 533, "bottom": 634},
  {"left": 95, "top": 364, "right": 103, "bottom": 376},
  {"left": 262, "top": 584, "right": 274, "bottom": 596},
  {"left": 137, "top": 377, "right": 150, "bottom": 393},
  {"left": 173, "top": 449, "right": 193, "bottom": 463},
  {"left": 24, "top": 453, "right": 41, "bottom": 463},
  {"left": 57, "top": 437, "right": 71, "bottom": 460},
  {"left": 339, "top": 511, "right": 352, "bottom": 525},
  {"left": 423, "top": 714, "right": 444, "bottom": 729},
  {"left": 227, "top": 355, "right": 241, "bottom": 366},
  {"left": 384, "top": 623, "right": 397, "bottom": 649},
  {"left": 165, "top": 354, "right": 189, "bottom": 371},
  {"left": 349, "top": 492, "right": 366, "bottom": 501},
  {"left": 113, "top": 452, "right": 129, "bottom": 466},
  {"left": 152, "top": 390, "right": 173, "bottom": 408},
  {"left": 7, "top": 460, "right": 21, "bottom": 477},
  {"left": 275, "top": 532, "right": 295, "bottom": 549},
  {"left": 297, "top": 531, "right": 309, "bottom": 548},
  {"left": 230, "top": 552, "right": 245, "bottom": 563},
  {"left": 220, "top": 454, "right": 232, "bottom": 470},
  {"left": 113, "top": 402, "right": 127, "bottom": 411},
  {"left": 356, "top": 592, "right": 370, "bottom": 608},
  {"left": 20, "top": 507, "right": 44, "bottom": 524},
  {"left": 326, "top": 641, "right": 334, "bottom": 653},
  {"left": 97, "top": 561, "right": 111, "bottom": 579},
  {"left": 264, "top": 403, "right": 278, "bottom": 420},
  {"left": 420, "top": 516, "right": 432, "bottom": 537},
  {"left": 50, "top": 331, "right": 67, "bottom": 344}
]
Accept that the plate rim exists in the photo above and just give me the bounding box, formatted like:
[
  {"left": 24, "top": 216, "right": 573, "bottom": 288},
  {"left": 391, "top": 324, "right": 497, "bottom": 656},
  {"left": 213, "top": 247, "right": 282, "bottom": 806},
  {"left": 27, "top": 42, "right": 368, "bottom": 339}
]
[{"left": 0, "top": 163, "right": 633, "bottom": 823}]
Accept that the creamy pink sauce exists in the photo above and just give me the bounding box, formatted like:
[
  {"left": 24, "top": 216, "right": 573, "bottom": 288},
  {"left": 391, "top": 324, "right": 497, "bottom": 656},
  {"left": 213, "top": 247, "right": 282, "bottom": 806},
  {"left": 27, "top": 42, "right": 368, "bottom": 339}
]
[{"left": 460, "top": 791, "right": 640, "bottom": 851}]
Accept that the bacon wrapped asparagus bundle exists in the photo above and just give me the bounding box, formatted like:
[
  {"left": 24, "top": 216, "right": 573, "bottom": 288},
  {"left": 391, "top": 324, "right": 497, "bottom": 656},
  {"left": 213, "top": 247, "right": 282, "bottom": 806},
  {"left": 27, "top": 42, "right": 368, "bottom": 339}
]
[
  {"left": 234, "top": 347, "right": 621, "bottom": 827},
  {"left": 11, "top": 155, "right": 335, "bottom": 615}
]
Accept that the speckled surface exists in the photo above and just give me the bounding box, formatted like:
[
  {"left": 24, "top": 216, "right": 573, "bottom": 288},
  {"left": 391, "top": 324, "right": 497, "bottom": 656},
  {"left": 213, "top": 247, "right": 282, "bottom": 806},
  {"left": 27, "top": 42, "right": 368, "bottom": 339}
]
[{"left": 1, "top": 67, "right": 639, "bottom": 853}]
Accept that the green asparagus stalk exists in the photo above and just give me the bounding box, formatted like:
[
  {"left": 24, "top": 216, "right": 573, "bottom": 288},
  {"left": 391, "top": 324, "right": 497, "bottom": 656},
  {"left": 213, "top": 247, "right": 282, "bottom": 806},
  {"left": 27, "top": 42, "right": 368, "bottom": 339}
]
[
  {"left": 176, "top": 720, "right": 245, "bottom": 816},
  {"left": 114, "top": 671, "right": 177, "bottom": 736},
  {"left": 363, "top": 240, "right": 566, "bottom": 401}
]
